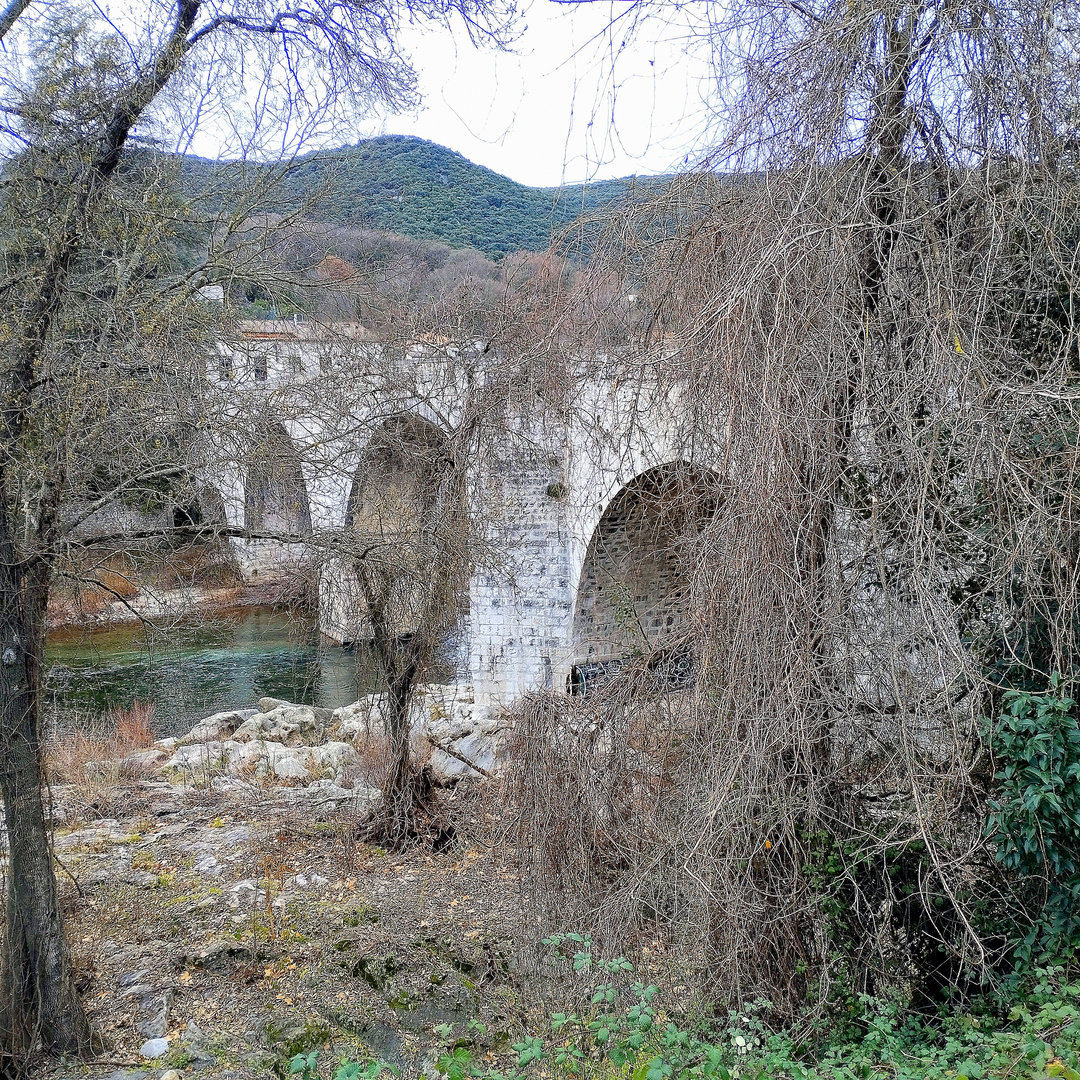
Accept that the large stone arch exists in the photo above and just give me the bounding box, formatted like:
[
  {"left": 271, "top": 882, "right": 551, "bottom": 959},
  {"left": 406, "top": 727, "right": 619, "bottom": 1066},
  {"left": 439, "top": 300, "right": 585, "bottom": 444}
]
[
  {"left": 346, "top": 413, "right": 454, "bottom": 546},
  {"left": 568, "top": 461, "right": 722, "bottom": 691},
  {"left": 244, "top": 422, "right": 312, "bottom": 537},
  {"left": 321, "top": 413, "right": 466, "bottom": 670},
  {"left": 303, "top": 397, "right": 460, "bottom": 533}
]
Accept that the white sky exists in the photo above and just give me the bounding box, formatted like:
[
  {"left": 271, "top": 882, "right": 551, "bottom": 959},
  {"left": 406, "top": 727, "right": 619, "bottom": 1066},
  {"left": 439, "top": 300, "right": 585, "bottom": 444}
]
[{"left": 356, "top": 1, "right": 716, "bottom": 187}]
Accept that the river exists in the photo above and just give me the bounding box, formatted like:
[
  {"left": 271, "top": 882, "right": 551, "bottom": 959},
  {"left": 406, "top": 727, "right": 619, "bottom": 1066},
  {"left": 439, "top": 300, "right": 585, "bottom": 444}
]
[{"left": 44, "top": 608, "right": 366, "bottom": 739}]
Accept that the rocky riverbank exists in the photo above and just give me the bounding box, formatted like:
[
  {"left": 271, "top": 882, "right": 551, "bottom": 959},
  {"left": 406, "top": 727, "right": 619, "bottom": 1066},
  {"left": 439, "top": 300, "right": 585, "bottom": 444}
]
[
  {"left": 31, "top": 693, "right": 523, "bottom": 1080},
  {"left": 47, "top": 581, "right": 291, "bottom": 632},
  {"left": 138, "top": 685, "right": 508, "bottom": 790}
]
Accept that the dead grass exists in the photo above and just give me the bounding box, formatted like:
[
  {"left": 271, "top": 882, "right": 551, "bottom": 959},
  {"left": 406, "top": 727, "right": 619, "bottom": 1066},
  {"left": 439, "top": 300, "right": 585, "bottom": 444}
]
[
  {"left": 349, "top": 733, "right": 393, "bottom": 788},
  {"left": 45, "top": 701, "right": 158, "bottom": 808}
]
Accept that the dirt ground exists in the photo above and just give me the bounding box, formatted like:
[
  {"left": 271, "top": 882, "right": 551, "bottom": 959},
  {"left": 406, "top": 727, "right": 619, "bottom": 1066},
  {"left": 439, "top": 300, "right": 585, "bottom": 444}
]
[{"left": 37, "top": 777, "right": 534, "bottom": 1080}]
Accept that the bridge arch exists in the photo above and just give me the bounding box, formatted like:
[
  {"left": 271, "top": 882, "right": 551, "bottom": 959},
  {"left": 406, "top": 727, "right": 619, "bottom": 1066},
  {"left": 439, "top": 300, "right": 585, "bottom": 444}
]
[
  {"left": 244, "top": 422, "right": 312, "bottom": 537},
  {"left": 322, "top": 413, "right": 466, "bottom": 665},
  {"left": 346, "top": 413, "right": 455, "bottom": 545},
  {"left": 568, "top": 461, "right": 722, "bottom": 690}
]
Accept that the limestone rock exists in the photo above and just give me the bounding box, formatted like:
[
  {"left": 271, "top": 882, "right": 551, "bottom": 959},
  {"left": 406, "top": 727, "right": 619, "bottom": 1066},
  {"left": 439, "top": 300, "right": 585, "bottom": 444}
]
[
  {"left": 227, "top": 739, "right": 304, "bottom": 780},
  {"left": 257, "top": 696, "right": 294, "bottom": 713},
  {"left": 428, "top": 730, "right": 499, "bottom": 781},
  {"left": 164, "top": 740, "right": 233, "bottom": 774},
  {"left": 233, "top": 705, "right": 328, "bottom": 747},
  {"left": 119, "top": 748, "right": 168, "bottom": 775},
  {"left": 272, "top": 753, "right": 309, "bottom": 781},
  {"left": 287, "top": 778, "right": 380, "bottom": 815},
  {"left": 259, "top": 696, "right": 334, "bottom": 720},
  {"left": 178, "top": 708, "right": 258, "bottom": 746},
  {"left": 331, "top": 696, "right": 386, "bottom": 740},
  {"left": 136, "top": 987, "right": 174, "bottom": 1039},
  {"left": 117, "top": 869, "right": 161, "bottom": 889},
  {"left": 138, "top": 1036, "right": 169, "bottom": 1059},
  {"left": 305, "top": 741, "right": 360, "bottom": 776}
]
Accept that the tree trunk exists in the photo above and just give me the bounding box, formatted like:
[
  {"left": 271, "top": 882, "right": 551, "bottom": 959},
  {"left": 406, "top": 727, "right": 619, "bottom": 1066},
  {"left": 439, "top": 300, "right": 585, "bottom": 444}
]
[
  {"left": 357, "top": 566, "right": 427, "bottom": 844},
  {"left": 0, "top": 501, "right": 91, "bottom": 1067},
  {"left": 382, "top": 663, "right": 420, "bottom": 840}
]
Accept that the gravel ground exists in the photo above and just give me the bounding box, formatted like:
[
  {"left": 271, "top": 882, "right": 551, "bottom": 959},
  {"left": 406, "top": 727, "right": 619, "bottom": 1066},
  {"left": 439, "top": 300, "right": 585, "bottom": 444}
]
[{"left": 31, "top": 776, "right": 531, "bottom": 1080}]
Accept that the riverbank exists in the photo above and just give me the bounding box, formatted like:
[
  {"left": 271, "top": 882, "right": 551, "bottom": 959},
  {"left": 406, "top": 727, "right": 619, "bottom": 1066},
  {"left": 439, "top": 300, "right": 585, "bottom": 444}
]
[
  {"left": 37, "top": 773, "right": 520, "bottom": 1080},
  {"left": 46, "top": 537, "right": 311, "bottom": 633},
  {"left": 47, "top": 581, "right": 296, "bottom": 633},
  {"left": 34, "top": 695, "right": 521, "bottom": 1080}
]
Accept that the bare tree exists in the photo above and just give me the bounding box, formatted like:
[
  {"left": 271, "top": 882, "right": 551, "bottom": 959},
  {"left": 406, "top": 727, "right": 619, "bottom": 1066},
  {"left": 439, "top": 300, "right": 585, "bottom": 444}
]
[
  {"left": 346, "top": 410, "right": 474, "bottom": 844},
  {"left": 511, "top": 0, "right": 1080, "bottom": 1014},
  {"left": 0, "top": 0, "right": 516, "bottom": 1065}
]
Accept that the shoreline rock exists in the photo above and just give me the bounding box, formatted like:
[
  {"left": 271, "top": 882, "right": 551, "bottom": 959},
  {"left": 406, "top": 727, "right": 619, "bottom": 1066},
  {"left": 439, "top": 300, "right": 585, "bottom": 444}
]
[{"left": 141, "top": 684, "right": 508, "bottom": 791}]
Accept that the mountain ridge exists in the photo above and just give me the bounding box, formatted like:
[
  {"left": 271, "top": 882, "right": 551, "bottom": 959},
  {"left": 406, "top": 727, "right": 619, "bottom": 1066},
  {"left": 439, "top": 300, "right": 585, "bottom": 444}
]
[{"left": 178, "top": 135, "right": 664, "bottom": 259}]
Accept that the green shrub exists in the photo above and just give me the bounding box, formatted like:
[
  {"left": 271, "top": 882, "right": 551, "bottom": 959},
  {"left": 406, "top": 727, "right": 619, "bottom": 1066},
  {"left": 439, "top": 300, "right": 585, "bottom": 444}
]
[
  {"left": 436, "top": 938, "right": 1080, "bottom": 1080},
  {"left": 985, "top": 679, "right": 1080, "bottom": 963},
  {"left": 289, "top": 1049, "right": 398, "bottom": 1080}
]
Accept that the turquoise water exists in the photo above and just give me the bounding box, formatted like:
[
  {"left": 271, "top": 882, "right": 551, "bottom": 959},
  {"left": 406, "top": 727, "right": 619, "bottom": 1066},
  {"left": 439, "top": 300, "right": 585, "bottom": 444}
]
[{"left": 44, "top": 608, "right": 362, "bottom": 738}]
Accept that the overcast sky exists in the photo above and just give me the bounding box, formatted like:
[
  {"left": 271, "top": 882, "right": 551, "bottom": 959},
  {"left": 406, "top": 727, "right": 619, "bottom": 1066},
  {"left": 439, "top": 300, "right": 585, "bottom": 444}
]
[{"left": 359, "top": 1, "right": 716, "bottom": 188}]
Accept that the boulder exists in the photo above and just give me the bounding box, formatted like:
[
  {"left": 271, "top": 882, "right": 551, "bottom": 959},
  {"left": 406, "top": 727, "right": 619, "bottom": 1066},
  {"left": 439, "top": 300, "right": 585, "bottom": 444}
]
[
  {"left": 136, "top": 988, "right": 174, "bottom": 1039},
  {"left": 331, "top": 697, "right": 386, "bottom": 741},
  {"left": 287, "top": 779, "right": 380, "bottom": 815},
  {"left": 305, "top": 741, "right": 360, "bottom": 777},
  {"left": 177, "top": 708, "right": 258, "bottom": 746},
  {"left": 257, "top": 696, "right": 294, "bottom": 713},
  {"left": 258, "top": 696, "right": 333, "bottom": 721},
  {"left": 428, "top": 731, "right": 501, "bottom": 782},
  {"left": 182, "top": 1019, "right": 206, "bottom": 1046},
  {"left": 272, "top": 754, "right": 310, "bottom": 781},
  {"left": 164, "top": 741, "right": 232, "bottom": 774},
  {"left": 225, "top": 738, "right": 310, "bottom": 781},
  {"left": 138, "top": 1037, "right": 169, "bottom": 1059},
  {"left": 233, "top": 705, "right": 328, "bottom": 747},
  {"left": 120, "top": 748, "right": 168, "bottom": 776}
]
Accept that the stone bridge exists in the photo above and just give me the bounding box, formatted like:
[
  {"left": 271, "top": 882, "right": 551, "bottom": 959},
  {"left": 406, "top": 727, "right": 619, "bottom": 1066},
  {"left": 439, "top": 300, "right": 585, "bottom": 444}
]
[{"left": 203, "top": 322, "right": 724, "bottom": 762}]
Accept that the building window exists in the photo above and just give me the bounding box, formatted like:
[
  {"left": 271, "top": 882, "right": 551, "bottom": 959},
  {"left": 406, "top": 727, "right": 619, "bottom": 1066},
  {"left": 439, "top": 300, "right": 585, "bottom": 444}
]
[
  {"left": 219, "top": 354, "right": 234, "bottom": 380},
  {"left": 254, "top": 350, "right": 268, "bottom": 381}
]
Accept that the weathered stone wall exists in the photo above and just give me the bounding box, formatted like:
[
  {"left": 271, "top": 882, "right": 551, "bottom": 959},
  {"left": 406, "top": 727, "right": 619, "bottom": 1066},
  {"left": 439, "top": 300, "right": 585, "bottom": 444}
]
[{"left": 207, "top": 342, "right": 722, "bottom": 708}]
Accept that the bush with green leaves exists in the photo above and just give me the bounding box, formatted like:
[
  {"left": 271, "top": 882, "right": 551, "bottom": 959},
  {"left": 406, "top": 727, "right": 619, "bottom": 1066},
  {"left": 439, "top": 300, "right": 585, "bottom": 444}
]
[
  {"left": 985, "top": 680, "right": 1080, "bottom": 963},
  {"left": 427, "top": 937, "right": 1080, "bottom": 1080},
  {"left": 289, "top": 1049, "right": 398, "bottom": 1080}
]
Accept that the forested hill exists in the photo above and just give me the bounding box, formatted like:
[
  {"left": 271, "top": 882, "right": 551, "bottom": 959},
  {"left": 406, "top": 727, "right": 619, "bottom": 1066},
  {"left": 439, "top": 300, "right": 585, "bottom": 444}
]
[{"left": 179, "top": 136, "right": 659, "bottom": 258}]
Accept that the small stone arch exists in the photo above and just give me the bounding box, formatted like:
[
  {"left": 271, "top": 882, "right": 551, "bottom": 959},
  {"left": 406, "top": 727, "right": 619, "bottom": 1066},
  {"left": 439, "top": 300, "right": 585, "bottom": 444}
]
[
  {"left": 569, "top": 462, "right": 722, "bottom": 691},
  {"left": 244, "top": 422, "right": 312, "bottom": 536}
]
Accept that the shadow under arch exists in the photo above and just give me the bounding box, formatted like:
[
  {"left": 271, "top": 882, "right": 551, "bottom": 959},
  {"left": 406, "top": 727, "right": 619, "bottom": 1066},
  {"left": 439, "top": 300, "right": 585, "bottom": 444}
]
[
  {"left": 569, "top": 461, "right": 723, "bottom": 694},
  {"left": 244, "top": 422, "right": 312, "bottom": 536},
  {"left": 347, "top": 414, "right": 456, "bottom": 546},
  {"left": 189, "top": 482, "right": 228, "bottom": 532},
  {"left": 344, "top": 413, "right": 466, "bottom": 677}
]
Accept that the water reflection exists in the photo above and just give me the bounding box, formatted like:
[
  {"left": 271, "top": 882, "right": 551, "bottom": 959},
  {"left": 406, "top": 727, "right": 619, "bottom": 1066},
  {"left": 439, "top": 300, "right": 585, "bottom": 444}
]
[{"left": 45, "top": 608, "right": 368, "bottom": 738}]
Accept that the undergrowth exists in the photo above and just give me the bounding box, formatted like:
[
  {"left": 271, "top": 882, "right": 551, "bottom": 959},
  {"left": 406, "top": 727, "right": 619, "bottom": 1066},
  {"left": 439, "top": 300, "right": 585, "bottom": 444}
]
[
  {"left": 447, "top": 938, "right": 1080, "bottom": 1080},
  {"left": 293, "top": 935, "right": 1080, "bottom": 1080}
]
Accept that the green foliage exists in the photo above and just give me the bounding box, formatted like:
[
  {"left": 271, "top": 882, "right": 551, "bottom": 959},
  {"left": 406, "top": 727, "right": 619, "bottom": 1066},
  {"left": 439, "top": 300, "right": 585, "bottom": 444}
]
[
  {"left": 289, "top": 1049, "right": 399, "bottom": 1080},
  {"left": 180, "top": 135, "right": 663, "bottom": 259},
  {"left": 985, "top": 681, "right": 1080, "bottom": 964},
  {"left": 446, "top": 941, "right": 1080, "bottom": 1080}
]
